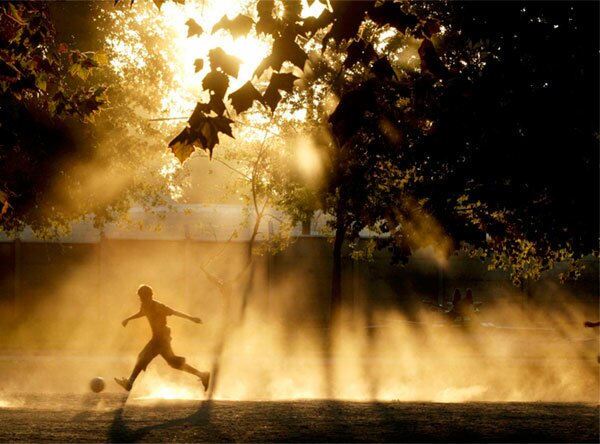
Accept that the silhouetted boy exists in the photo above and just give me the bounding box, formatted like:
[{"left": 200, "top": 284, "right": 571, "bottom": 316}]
[{"left": 115, "top": 284, "right": 210, "bottom": 391}]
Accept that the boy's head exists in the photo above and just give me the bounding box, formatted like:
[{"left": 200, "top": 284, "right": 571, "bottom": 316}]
[{"left": 137, "top": 284, "right": 153, "bottom": 302}]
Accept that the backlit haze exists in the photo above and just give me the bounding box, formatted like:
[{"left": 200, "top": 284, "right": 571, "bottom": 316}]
[{"left": 0, "top": 0, "right": 597, "bottom": 409}]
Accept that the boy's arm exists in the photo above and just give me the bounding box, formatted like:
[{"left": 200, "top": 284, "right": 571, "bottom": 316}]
[
  {"left": 172, "top": 310, "right": 202, "bottom": 324},
  {"left": 122, "top": 311, "right": 143, "bottom": 327}
]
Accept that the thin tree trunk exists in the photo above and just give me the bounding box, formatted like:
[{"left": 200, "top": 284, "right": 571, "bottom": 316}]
[{"left": 330, "top": 209, "right": 346, "bottom": 322}]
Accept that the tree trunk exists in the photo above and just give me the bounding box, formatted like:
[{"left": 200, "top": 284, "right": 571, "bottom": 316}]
[{"left": 330, "top": 211, "right": 346, "bottom": 322}]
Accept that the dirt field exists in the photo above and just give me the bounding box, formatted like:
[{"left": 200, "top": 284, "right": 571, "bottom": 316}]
[{"left": 0, "top": 393, "right": 597, "bottom": 443}]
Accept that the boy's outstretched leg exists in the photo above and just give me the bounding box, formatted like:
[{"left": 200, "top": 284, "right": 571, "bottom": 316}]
[
  {"left": 115, "top": 346, "right": 154, "bottom": 391},
  {"left": 114, "top": 362, "right": 144, "bottom": 391},
  {"left": 114, "top": 377, "right": 133, "bottom": 392},
  {"left": 179, "top": 362, "right": 210, "bottom": 391},
  {"left": 165, "top": 352, "right": 211, "bottom": 391},
  {"left": 198, "top": 370, "right": 210, "bottom": 391}
]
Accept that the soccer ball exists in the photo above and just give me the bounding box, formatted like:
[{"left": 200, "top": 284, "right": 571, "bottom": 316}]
[{"left": 90, "top": 376, "right": 105, "bottom": 393}]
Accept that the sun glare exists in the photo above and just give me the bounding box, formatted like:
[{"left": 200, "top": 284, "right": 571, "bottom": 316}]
[
  {"left": 142, "top": 0, "right": 272, "bottom": 116},
  {"left": 108, "top": 0, "right": 327, "bottom": 120},
  {"left": 296, "top": 137, "right": 322, "bottom": 182}
]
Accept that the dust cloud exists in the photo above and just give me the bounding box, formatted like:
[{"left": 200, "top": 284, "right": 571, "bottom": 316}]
[{"left": 0, "top": 243, "right": 597, "bottom": 408}]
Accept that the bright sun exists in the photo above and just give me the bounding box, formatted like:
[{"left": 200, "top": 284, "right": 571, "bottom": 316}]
[
  {"left": 108, "top": 0, "right": 325, "bottom": 120},
  {"left": 105, "top": 0, "right": 326, "bottom": 192},
  {"left": 157, "top": 0, "right": 271, "bottom": 116}
]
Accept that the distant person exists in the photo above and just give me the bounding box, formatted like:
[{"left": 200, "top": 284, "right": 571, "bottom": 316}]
[
  {"left": 446, "top": 288, "right": 462, "bottom": 321},
  {"left": 115, "top": 284, "right": 210, "bottom": 392},
  {"left": 460, "top": 288, "right": 476, "bottom": 320}
]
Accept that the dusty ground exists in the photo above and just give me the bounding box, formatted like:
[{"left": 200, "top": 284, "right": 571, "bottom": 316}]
[{"left": 0, "top": 393, "right": 597, "bottom": 443}]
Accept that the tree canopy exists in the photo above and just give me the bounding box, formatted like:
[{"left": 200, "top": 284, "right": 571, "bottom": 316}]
[
  {"left": 163, "top": 0, "right": 597, "bottom": 303},
  {"left": 1, "top": 0, "right": 597, "bottom": 302},
  {"left": 0, "top": 1, "right": 187, "bottom": 237}
]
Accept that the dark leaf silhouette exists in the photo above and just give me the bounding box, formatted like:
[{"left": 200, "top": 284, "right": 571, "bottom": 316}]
[
  {"left": 211, "top": 115, "right": 235, "bottom": 138},
  {"left": 202, "top": 70, "right": 229, "bottom": 98},
  {"left": 211, "top": 14, "right": 254, "bottom": 39},
  {"left": 194, "top": 58, "right": 204, "bottom": 73},
  {"left": 207, "top": 94, "right": 226, "bottom": 115},
  {"left": 263, "top": 72, "right": 299, "bottom": 111},
  {"left": 256, "top": 1, "right": 279, "bottom": 36},
  {"left": 343, "top": 39, "right": 377, "bottom": 68},
  {"left": 170, "top": 110, "right": 235, "bottom": 162},
  {"left": 169, "top": 127, "right": 196, "bottom": 163},
  {"left": 322, "top": 1, "right": 372, "bottom": 50},
  {"left": 208, "top": 47, "right": 242, "bottom": 78},
  {"left": 368, "top": 2, "right": 419, "bottom": 34},
  {"left": 256, "top": 17, "right": 281, "bottom": 37},
  {"left": 372, "top": 57, "right": 396, "bottom": 80},
  {"left": 185, "top": 18, "right": 204, "bottom": 38},
  {"left": 189, "top": 102, "right": 208, "bottom": 127},
  {"left": 418, "top": 38, "right": 450, "bottom": 79},
  {"left": 263, "top": 87, "right": 281, "bottom": 112},
  {"left": 268, "top": 72, "right": 298, "bottom": 93},
  {"left": 254, "top": 36, "right": 307, "bottom": 77},
  {"left": 272, "top": 33, "right": 308, "bottom": 71},
  {"left": 301, "top": 9, "right": 334, "bottom": 36},
  {"left": 229, "top": 81, "right": 264, "bottom": 114},
  {"left": 194, "top": 95, "right": 226, "bottom": 116}
]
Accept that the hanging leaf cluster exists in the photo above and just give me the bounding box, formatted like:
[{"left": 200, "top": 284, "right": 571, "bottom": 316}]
[{"left": 166, "top": 0, "right": 446, "bottom": 163}]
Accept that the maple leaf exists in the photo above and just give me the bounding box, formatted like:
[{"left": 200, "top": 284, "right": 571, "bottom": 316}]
[
  {"left": 207, "top": 94, "right": 226, "bottom": 115},
  {"left": 208, "top": 47, "right": 242, "bottom": 78},
  {"left": 210, "top": 115, "right": 235, "bottom": 139},
  {"left": 263, "top": 72, "right": 299, "bottom": 111},
  {"left": 301, "top": 9, "right": 334, "bottom": 36},
  {"left": 418, "top": 38, "right": 450, "bottom": 79},
  {"left": 202, "top": 70, "right": 229, "bottom": 99},
  {"left": 254, "top": 36, "right": 307, "bottom": 78},
  {"left": 171, "top": 111, "right": 234, "bottom": 162},
  {"left": 256, "top": 17, "right": 283, "bottom": 37},
  {"left": 228, "top": 81, "right": 265, "bottom": 114},
  {"left": 194, "top": 58, "right": 204, "bottom": 73},
  {"left": 152, "top": 0, "right": 165, "bottom": 9},
  {"left": 323, "top": 1, "right": 372, "bottom": 50},
  {"left": 185, "top": 18, "right": 204, "bottom": 38},
  {"left": 211, "top": 14, "right": 254, "bottom": 39},
  {"left": 263, "top": 87, "right": 281, "bottom": 112},
  {"left": 368, "top": 2, "right": 419, "bottom": 35},
  {"left": 191, "top": 95, "right": 226, "bottom": 118},
  {"left": 169, "top": 127, "right": 196, "bottom": 163}
]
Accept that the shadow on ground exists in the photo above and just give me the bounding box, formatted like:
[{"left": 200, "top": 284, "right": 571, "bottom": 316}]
[{"left": 95, "top": 396, "right": 599, "bottom": 443}]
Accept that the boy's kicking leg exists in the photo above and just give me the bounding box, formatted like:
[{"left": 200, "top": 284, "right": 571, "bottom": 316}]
[
  {"left": 115, "top": 340, "right": 157, "bottom": 391},
  {"left": 163, "top": 348, "right": 210, "bottom": 391}
]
